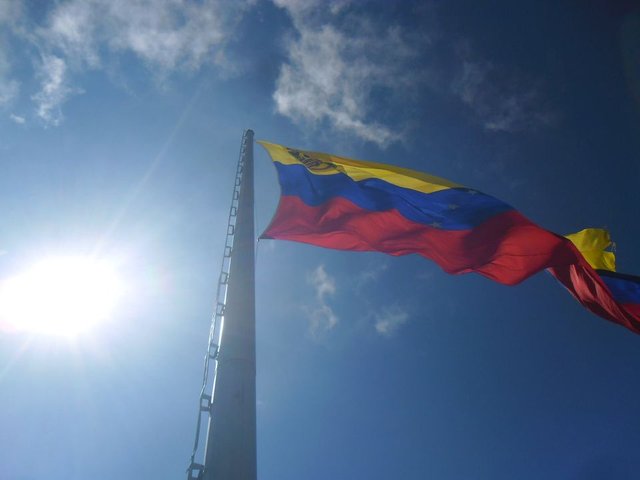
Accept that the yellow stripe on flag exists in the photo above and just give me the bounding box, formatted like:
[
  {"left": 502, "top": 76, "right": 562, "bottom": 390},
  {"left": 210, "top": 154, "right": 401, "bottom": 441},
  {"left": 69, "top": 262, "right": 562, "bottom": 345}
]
[
  {"left": 566, "top": 228, "right": 616, "bottom": 272},
  {"left": 258, "top": 140, "right": 461, "bottom": 195}
]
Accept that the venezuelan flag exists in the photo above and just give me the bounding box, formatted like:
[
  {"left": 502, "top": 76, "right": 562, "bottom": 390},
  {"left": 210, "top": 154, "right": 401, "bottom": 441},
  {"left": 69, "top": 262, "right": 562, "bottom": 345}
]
[{"left": 259, "top": 141, "right": 640, "bottom": 334}]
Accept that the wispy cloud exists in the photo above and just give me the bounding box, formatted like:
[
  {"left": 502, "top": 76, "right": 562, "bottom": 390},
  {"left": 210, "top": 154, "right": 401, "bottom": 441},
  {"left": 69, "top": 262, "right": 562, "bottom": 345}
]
[
  {"left": 355, "top": 261, "right": 389, "bottom": 289},
  {"left": 374, "top": 305, "right": 409, "bottom": 337},
  {"left": 273, "top": 0, "right": 351, "bottom": 21},
  {"left": 40, "top": 0, "right": 249, "bottom": 71},
  {"left": 1, "top": 0, "right": 253, "bottom": 125},
  {"left": 273, "top": 2, "right": 552, "bottom": 145},
  {"left": 0, "top": 78, "right": 19, "bottom": 107},
  {"left": 105, "top": 0, "right": 233, "bottom": 71},
  {"left": 305, "top": 264, "right": 338, "bottom": 336},
  {"left": 9, "top": 113, "right": 25, "bottom": 124},
  {"left": 0, "top": 26, "right": 19, "bottom": 107},
  {"left": 305, "top": 263, "right": 411, "bottom": 339},
  {"left": 306, "top": 303, "right": 338, "bottom": 336},
  {"left": 32, "top": 54, "right": 76, "bottom": 126},
  {"left": 452, "top": 58, "right": 555, "bottom": 133},
  {"left": 3, "top": 0, "right": 556, "bottom": 133},
  {"left": 273, "top": 2, "right": 427, "bottom": 147},
  {"left": 308, "top": 264, "right": 336, "bottom": 301}
]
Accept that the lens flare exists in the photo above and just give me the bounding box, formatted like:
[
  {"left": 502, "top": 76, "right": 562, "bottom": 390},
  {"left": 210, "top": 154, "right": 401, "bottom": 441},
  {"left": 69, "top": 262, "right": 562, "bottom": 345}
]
[{"left": 0, "top": 256, "right": 123, "bottom": 337}]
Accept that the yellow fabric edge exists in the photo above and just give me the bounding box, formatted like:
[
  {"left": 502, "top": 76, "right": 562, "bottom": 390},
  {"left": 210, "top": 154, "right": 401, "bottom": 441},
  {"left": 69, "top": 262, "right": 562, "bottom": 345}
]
[
  {"left": 565, "top": 228, "right": 616, "bottom": 272},
  {"left": 258, "top": 140, "right": 461, "bottom": 195}
]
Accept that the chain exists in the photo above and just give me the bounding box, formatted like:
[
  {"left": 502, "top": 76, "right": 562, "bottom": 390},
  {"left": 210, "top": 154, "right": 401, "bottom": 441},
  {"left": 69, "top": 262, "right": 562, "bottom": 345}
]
[{"left": 186, "top": 131, "right": 250, "bottom": 480}]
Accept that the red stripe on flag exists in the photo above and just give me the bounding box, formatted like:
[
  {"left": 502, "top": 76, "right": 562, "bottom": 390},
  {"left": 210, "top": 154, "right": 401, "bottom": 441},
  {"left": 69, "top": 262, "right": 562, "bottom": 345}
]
[
  {"left": 262, "top": 195, "right": 580, "bottom": 286},
  {"left": 623, "top": 304, "right": 640, "bottom": 318},
  {"left": 548, "top": 252, "right": 640, "bottom": 333}
]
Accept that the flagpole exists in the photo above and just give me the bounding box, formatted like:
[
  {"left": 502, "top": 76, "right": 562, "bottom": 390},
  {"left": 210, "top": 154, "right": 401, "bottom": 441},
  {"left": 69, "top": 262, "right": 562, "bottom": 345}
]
[{"left": 202, "top": 129, "right": 256, "bottom": 480}]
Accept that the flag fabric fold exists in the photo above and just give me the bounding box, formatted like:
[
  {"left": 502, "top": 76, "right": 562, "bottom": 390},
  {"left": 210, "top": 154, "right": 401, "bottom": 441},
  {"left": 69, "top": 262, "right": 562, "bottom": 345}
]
[{"left": 259, "top": 140, "right": 640, "bottom": 334}]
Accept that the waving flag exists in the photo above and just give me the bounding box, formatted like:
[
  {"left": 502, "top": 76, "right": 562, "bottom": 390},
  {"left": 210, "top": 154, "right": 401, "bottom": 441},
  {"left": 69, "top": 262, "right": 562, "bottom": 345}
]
[
  {"left": 259, "top": 141, "right": 640, "bottom": 334},
  {"left": 550, "top": 229, "right": 640, "bottom": 331}
]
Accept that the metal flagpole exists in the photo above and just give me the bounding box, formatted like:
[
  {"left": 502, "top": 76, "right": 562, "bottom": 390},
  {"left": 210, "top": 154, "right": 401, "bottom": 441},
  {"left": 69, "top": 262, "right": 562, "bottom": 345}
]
[{"left": 187, "top": 129, "right": 256, "bottom": 480}]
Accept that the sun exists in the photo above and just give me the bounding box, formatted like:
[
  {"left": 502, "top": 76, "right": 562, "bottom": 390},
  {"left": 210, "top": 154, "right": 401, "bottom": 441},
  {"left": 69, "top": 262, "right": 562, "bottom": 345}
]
[{"left": 0, "top": 256, "right": 123, "bottom": 337}]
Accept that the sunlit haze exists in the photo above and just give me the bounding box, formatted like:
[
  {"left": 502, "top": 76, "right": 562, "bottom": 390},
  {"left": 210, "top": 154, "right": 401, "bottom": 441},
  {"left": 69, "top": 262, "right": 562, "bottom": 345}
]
[
  {"left": 2, "top": 2, "right": 640, "bottom": 479},
  {"left": 0, "top": 256, "right": 123, "bottom": 337}
]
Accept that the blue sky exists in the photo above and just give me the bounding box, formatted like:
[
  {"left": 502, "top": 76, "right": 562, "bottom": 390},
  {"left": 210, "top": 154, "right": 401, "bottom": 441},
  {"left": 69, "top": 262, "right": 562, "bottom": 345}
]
[{"left": 1, "top": 1, "right": 640, "bottom": 479}]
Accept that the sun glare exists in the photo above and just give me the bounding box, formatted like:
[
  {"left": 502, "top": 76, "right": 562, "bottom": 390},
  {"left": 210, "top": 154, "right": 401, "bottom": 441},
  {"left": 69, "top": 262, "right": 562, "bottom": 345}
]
[{"left": 0, "top": 256, "right": 123, "bottom": 337}]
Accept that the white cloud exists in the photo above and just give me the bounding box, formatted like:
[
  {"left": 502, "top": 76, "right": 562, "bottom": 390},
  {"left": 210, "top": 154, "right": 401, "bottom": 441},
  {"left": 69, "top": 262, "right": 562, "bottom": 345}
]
[
  {"left": 307, "top": 264, "right": 335, "bottom": 301},
  {"left": 43, "top": 0, "right": 103, "bottom": 68},
  {"left": 274, "top": 2, "right": 553, "bottom": 141},
  {"left": 273, "top": 0, "right": 350, "bottom": 20},
  {"left": 40, "top": 0, "right": 249, "bottom": 72},
  {"left": 356, "top": 261, "right": 388, "bottom": 289},
  {"left": 307, "top": 303, "right": 338, "bottom": 336},
  {"left": 374, "top": 305, "right": 409, "bottom": 337},
  {"left": 6, "top": 0, "right": 252, "bottom": 125},
  {"left": 273, "top": 3, "right": 425, "bottom": 147},
  {"left": 32, "top": 54, "right": 76, "bottom": 126},
  {"left": 305, "top": 264, "right": 338, "bottom": 336},
  {"left": 104, "top": 0, "right": 230, "bottom": 71},
  {"left": 0, "top": 78, "right": 19, "bottom": 106},
  {"left": 452, "top": 59, "right": 555, "bottom": 133},
  {"left": 3, "top": 0, "right": 556, "bottom": 133},
  {"left": 0, "top": 34, "right": 19, "bottom": 107},
  {"left": 9, "top": 113, "right": 25, "bottom": 124}
]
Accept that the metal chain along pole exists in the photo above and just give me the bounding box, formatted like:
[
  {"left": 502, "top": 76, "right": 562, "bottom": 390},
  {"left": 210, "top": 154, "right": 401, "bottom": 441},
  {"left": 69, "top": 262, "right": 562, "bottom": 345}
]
[{"left": 186, "top": 130, "right": 255, "bottom": 480}]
